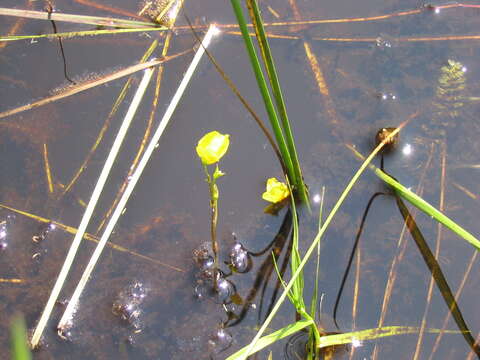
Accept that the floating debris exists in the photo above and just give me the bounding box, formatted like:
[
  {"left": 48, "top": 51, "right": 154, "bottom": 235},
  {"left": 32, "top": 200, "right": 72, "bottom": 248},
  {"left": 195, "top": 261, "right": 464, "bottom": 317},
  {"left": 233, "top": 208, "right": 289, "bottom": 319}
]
[{"left": 139, "top": 0, "right": 184, "bottom": 27}]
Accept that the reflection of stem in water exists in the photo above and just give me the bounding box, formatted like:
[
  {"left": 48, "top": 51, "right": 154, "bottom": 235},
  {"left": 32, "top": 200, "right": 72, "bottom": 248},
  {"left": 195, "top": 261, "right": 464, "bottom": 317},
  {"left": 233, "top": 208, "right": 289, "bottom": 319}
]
[
  {"left": 226, "top": 209, "right": 292, "bottom": 327},
  {"left": 370, "top": 143, "right": 435, "bottom": 360},
  {"left": 413, "top": 142, "right": 447, "bottom": 360},
  {"left": 45, "top": 2, "right": 76, "bottom": 85},
  {"left": 395, "top": 195, "right": 480, "bottom": 357},
  {"left": 333, "top": 192, "right": 387, "bottom": 330}
]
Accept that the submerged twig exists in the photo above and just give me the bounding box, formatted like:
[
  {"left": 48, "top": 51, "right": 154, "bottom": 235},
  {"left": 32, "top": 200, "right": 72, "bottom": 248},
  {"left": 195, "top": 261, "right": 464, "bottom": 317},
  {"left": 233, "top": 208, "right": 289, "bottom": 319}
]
[
  {"left": 30, "top": 67, "right": 156, "bottom": 349},
  {"left": 0, "top": 51, "right": 190, "bottom": 120},
  {"left": 56, "top": 25, "right": 218, "bottom": 335}
]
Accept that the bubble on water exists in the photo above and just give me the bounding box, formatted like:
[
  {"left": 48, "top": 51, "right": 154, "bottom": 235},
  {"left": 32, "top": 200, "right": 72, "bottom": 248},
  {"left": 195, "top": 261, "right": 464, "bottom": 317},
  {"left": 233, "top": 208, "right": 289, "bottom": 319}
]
[
  {"left": 193, "top": 242, "right": 216, "bottom": 270},
  {"left": 214, "top": 278, "right": 235, "bottom": 304},
  {"left": 194, "top": 272, "right": 236, "bottom": 304},
  {"left": 112, "top": 281, "right": 149, "bottom": 329},
  {"left": 229, "top": 243, "right": 251, "bottom": 273},
  {"left": 375, "top": 34, "right": 397, "bottom": 49},
  {"left": 32, "top": 222, "right": 56, "bottom": 243},
  {"left": 376, "top": 92, "right": 397, "bottom": 101},
  {"left": 0, "top": 214, "right": 15, "bottom": 250},
  {"left": 208, "top": 327, "right": 233, "bottom": 354}
]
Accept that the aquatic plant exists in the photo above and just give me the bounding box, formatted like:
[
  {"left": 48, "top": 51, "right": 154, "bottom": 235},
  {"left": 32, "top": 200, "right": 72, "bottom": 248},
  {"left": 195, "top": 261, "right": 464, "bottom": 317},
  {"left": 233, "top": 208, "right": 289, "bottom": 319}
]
[
  {"left": 262, "top": 177, "right": 290, "bottom": 204},
  {"left": 196, "top": 130, "right": 230, "bottom": 285}
]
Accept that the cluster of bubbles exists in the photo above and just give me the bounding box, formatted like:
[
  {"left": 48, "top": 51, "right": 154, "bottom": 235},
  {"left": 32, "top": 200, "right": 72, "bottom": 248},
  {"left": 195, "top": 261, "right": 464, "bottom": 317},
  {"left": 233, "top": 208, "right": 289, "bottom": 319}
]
[
  {"left": 112, "top": 281, "right": 149, "bottom": 331},
  {"left": 0, "top": 214, "right": 15, "bottom": 250},
  {"left": 32, "top": 222, "right": 56, "bottom": 243},
  {"left": 192, "top": 236, "right": 253, "bottom": 354}
]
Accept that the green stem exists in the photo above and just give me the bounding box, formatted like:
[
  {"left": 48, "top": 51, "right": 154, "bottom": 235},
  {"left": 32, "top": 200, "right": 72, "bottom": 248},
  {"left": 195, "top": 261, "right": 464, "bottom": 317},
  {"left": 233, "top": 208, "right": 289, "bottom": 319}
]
[
  {"left": 230, "top": 0, "right": 295, "bottom": 186},
  {"left": 246, "top": 0, "right": 310, "bottom": 207},
  {"left": 202, "top": 164, "right": 219, "bottom": 287}
]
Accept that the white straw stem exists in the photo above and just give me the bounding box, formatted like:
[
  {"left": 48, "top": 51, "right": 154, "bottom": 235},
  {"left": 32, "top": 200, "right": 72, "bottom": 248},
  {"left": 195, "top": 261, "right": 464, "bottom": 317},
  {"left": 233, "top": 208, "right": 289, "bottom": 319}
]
[
  {"left": 57, "top": 25, "right": 218, "bottom": 332},
  {"left": 30, "top": 67, "right": 155, "bottom": 349}
]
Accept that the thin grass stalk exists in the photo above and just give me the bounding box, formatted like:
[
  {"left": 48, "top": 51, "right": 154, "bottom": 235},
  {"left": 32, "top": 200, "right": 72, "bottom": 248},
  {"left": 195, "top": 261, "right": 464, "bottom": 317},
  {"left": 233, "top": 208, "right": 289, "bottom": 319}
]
[
  {"left": 347, "top": 146, "right": 480, "bottom": 251},
  {"left": 56, "top": 25, "right": 218, "bottom": 332},
  {"left": 0, "top": 7, "right": 161, "bottom": 29},
  {"left": 30, "top": 66, "right": 155, "bottom": 349},
  {"left": 246, "top": 0, "right": 309, "bottom": 206},
  {"left": 228, "top": 126, "right": 403, "bottom": 360},
  {"left": 230, "top": 0, "right": 295, "bottom": 184},
  {"left": 0, "top": 27, "right": 166, "bottom": 42}
]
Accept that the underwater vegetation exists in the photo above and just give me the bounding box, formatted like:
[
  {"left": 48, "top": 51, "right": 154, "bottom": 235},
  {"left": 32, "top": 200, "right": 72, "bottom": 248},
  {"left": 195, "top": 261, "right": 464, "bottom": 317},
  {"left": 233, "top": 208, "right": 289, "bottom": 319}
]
[{"left": 0, "top": 0, "right": 480, "bottom": 359}]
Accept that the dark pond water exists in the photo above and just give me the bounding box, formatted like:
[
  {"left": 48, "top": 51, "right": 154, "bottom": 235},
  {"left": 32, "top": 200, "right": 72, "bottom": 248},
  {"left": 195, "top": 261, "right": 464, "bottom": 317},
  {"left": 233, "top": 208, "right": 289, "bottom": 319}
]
[{"left": 1, "top": 0, "right": 480, "bottom": 359}]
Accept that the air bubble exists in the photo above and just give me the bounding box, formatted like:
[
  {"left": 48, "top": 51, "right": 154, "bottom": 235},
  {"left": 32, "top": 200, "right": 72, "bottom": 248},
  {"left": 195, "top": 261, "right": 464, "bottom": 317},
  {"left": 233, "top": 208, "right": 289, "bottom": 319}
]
[
  {"left": 112, "top": 281, "right": 149, "bottom": 330},
  {"left": 32, "top": 222, "right": 56, "bottom": 243},
  {"left": 375, "top": 34, "right": 397, "bottom": 49},
  {"left": 0, "top": 214, "right": 15, "bottom": 250},
  {"left": 229, "top": 243, "right": 251, "bottom": 273},
  {"left": 208, "top": 327, "right": 233, "bottom": 354},
  {"left": 194, "top": 272, "right": 236, "bottom": 304},
  {"left": 193, "top": 242, "right": 215, "bottom": 270}
]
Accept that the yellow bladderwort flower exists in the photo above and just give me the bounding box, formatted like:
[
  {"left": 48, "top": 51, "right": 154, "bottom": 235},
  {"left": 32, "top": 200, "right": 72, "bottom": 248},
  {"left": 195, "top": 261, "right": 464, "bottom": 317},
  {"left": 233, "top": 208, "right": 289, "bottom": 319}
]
[
  {"left": 196, "top": 131, "right": 230, "bottom": 165},
  {"left": 262, "top": 177, "right": 290, "bottom": 203}
]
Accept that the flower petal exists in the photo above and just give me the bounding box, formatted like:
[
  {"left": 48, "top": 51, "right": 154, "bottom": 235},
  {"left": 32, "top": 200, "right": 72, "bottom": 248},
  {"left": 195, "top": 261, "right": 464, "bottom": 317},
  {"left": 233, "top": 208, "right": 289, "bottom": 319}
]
[
  {"left": 196, "top": 131, "right": 230, "bottom": 165},
  {"left": 262, "top": 177, "right": 290, "bottom": 203}
]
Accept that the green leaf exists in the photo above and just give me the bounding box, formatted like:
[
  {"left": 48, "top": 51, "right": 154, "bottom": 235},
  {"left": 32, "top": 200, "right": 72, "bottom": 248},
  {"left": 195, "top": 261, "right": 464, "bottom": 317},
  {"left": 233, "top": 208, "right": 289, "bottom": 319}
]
[
  {"left": 317, "top": 326, "right": 463, "bottom": 348},
  {"left": 374, "top": 166, "right": 480, "bottom": 251},
  {"left": 226, "top": 320, "right": 314, "bottom": 360},
  {"left": 10, "top": 315, "right": 31, "bottom": 360}
]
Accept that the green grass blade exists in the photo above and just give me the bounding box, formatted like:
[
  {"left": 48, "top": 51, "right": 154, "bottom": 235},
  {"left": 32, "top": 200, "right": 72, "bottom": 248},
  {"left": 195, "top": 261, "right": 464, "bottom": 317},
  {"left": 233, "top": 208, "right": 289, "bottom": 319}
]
[
  {"left": 289, "top": 184, "right": 305, "bottom": 307},
  {"left": 10, "top": 315, "right": 31, "bottom": 360},
  {"left": 375, "top": 167, "right": 480, "bottom": 251},
  {"left": 246, "top": 0, "right": 309, "bottom": 206},
  {"left": 226, "top": 319, "right": 314, "bottom": 360},
  {"left": 230, "top": 0, "right": 295, "bottom": 185},
  {"left": 317, "top": 326, "right": 464, "bottom": 348},
  {"left": 348, "top": 145, "right": 480, "bottom": 251}
]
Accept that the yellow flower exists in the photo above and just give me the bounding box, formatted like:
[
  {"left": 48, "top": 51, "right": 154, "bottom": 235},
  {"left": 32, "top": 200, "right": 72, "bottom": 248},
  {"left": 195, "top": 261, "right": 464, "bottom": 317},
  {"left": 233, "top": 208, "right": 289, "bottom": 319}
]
[
  {"left": 196, "top": 131, "right": 230, "bottom": 165},
  {"left": 262, "top": 177, "right": 290, "bottom": 203}
]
